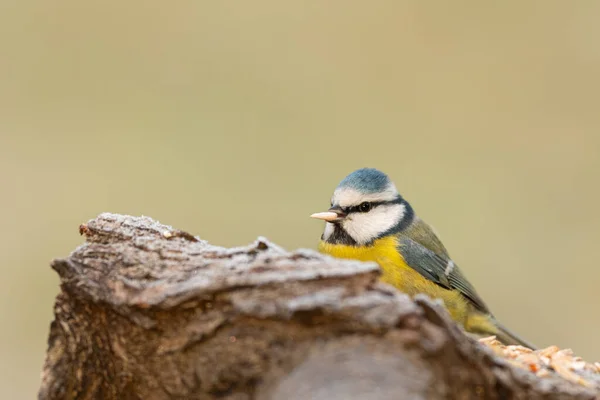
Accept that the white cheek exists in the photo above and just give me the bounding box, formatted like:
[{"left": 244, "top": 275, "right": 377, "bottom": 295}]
[
  {"left": 342, "top": 204, "right": 405, "bottom": 244},
  {"left": 322, "top": 222, "right": 335, "bottom": 241}
]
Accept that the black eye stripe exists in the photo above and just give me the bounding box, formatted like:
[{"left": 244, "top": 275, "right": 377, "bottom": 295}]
[{"left": 342, "top": 197, "right": 403, "bottom": 213}]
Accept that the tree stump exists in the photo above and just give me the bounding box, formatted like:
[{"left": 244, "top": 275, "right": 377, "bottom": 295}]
[{"left": 39, "top": 213, "right": 599, "bottom": 399}]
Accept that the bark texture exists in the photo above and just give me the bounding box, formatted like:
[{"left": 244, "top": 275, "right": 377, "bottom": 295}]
[{"left": 39, "top": 213, "right": 598, "bottom": 400}]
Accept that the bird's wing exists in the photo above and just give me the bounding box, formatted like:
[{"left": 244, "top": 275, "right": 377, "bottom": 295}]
[
  {"left": 401, "top": 217, "right": 451, "bottom": 258},
  {"left": 397, "top": 236, "right": 491, "bottom": 314}
]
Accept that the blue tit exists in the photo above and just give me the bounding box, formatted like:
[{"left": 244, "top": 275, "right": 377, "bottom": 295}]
[{"left": 311, "top": 168, "right": 535, "bottom": 348}]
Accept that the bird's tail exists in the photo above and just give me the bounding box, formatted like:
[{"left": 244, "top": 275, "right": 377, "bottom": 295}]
[
  {"left": 466, "top": 313, "right": 537, "bottom": 349},
  {"left": 493, "top": 320, "right": 537, "bottom": 350}
]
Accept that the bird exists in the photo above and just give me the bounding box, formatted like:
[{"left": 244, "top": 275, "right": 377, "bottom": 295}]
[{"left": 310, "top": 167, "right": 535, "bottom": 348}]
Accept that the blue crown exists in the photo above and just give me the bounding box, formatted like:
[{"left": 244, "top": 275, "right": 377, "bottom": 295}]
[{"left": 337, "top": 168, "right": 391, "bottom": 193}]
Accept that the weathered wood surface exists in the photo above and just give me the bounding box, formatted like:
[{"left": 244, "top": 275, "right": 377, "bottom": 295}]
[{"left": 39, "top": 213, "right": 598, "bottom": 399}]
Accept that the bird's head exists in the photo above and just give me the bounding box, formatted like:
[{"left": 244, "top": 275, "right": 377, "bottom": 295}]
[{"left": 311, "top": 168, "right": 414, "bottom": 245}]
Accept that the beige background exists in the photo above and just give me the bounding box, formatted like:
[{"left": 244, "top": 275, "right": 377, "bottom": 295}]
[{"left": 2, "top": 2, "right": 599, "bottom": 398}]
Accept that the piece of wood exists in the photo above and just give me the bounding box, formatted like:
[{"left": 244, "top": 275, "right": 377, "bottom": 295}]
[{"left": 39, "top": 213, "right": 598, "bottom": 399}]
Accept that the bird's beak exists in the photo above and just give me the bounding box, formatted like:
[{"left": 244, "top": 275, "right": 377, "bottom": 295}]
[{"left": 310, "top": 206, "right": 347, "bottom": 222}]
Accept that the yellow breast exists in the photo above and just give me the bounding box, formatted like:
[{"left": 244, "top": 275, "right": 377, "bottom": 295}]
[{"left": 318, "top": 236, "right": 470, "bottom": 324}]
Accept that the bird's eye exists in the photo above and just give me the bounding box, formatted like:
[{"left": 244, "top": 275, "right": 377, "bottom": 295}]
[{"left": 358, "top": 202, "right": 372, "bottom": 212}]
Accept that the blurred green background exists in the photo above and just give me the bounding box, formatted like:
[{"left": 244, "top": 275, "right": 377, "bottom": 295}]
[{"left": 2, "top": 1, "right": 600, "bottom": 398}]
